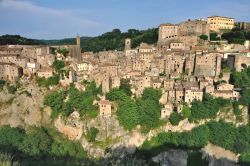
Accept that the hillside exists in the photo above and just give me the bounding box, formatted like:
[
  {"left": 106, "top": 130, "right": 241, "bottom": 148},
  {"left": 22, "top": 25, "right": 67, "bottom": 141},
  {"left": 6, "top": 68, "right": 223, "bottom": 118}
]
[
  {"left": 0, "top": 35, "right": 45, "bottom": 45},
  {"left": 42, "top": 28, "right": 158, "bottom": 52}
]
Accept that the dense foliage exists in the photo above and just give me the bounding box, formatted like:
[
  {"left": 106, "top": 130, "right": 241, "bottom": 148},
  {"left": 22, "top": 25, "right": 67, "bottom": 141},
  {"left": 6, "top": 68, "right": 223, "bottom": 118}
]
[
  {"left": 43, "top": 28, "right": 158, "bottom": 52},
  {"left": 53, "top": 60, "right": 65, "bottom": 72},
  {"left": 0, "top": 126, "right": 86, "bottom": 165},
  {"left": 139, "top": 120, "right": 250, "bottom": 165},
  {"left": 44, "top": 82, "right": 101, "bottom": 119},
  {"left": 210, "top": 32, "right": 220, "bottom": 41},
  {"left": 200, "top": 35, "right": 208, "bottom": 40},
  {"left": 36, "top": 74, "right": 60, "bottom": 88},
  {"left": 107, "top": 88, "right": 139, "bottom": 131},
  {"left": 169, "top": 105, "right": 191, "bottom": 126},
  {"left": 7, "top": 85, "right": 17, "bottom": 94},
  {"left": 189, "top": 94, "right": 231, "bottom": 122},
  {"left": 221, "top": 28, "right": 250, "bottom": 44},
  {"left": 0, "top": 35, "right": 45, "bottom": 45},
  {"left": 169, "top": 112, "right": 183, "bottom": 126},
  {"left": 231, "top": 67, "right": 250, "bottom": 106},
  {"left": 119, "top": 78, "right": 132, "bottom": 96},
  {"left": 107, "top": 88, "right": 162, "bottom": 131},
  {"left": 86, "top": 127, "right": 99, "bottom": 142}
]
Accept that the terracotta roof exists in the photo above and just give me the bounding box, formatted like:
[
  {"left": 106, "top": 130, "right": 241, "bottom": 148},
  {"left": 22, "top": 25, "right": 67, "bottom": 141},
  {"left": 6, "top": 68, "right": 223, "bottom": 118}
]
[
  {"left": 208, "top": 16, "right": 234, "bottom": 19},
  {"left": 99, "top": 100, "right": 111, "bottom": 105},
  {"left": 0, "top": 54, "right": 19, "bottom": 57}
]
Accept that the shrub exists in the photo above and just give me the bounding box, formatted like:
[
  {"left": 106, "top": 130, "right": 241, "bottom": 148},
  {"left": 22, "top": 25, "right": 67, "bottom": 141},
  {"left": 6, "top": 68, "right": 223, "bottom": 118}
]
[
  {"left": 7, "top": 85, "right": 17, "bottom": 94},
  {"left": 86, "top": 127, "right": 99, "bottom": 142},
  {"left": 169, "top": 112, "right": 183, "bottom": 126}
]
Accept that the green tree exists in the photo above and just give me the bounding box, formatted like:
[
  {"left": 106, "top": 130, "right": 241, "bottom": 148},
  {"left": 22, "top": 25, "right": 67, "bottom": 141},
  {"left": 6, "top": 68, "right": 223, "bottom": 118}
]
[
  {"left": 137, "top": 98, "right": 161, "bottom": 128},
  {"left": 207, "top": 121, "right": 238, "bottom": 151},
  {"left": 44, "top": 91, "right": 65, "bottom": 119},
  {"left": 117, "top": 100, "right": 139, "bottom": 131},
  {"left": 169, "top": 112, "right": 183, "bottom": 126},
  {"left": 19, "top": 128, "right": 52, "bottom": 156},
  {"left": 86, "top": 127, "right": 99, "bottom": 142},
  {"left": 53, "top": 60, "right": 64, "bottom": 72},
  {"left": 119, "top": 79, "right": 132, "bottom": 96},
  {"left": 181, "top": 105, "right": 191, "bottom": 118},
  {"left": 200, "top": 35, "right": 208, "bottom": 40},
  {"left": 7, "top": 85, "right": 17, "bottom": 94}
]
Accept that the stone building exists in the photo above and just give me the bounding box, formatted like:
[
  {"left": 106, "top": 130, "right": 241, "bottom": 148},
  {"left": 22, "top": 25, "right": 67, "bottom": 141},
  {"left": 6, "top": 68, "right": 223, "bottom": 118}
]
[
  {"left": 184, "top": 88, "right": 203, "bottom": 103},
  {"left": 161, "top": 104, "right": 173, "bottom": 119},
  {"left": 228, "top": 52, "right": 250, "bottom": 72},
  {"left": 37, "top": 54, "right": 55, "bottom": 68},
  {"left": 207, "top": 16, "right": 234, "bottom": 32},
  {"left": 125, "top": 38, "right": 131, "bottom": 50},
  {"left": 0, "top": 62, "right": 23, "bottom": 81},
  {"left": 194, "top": 53, "right": 221, "bottom": 77},
  {"left": 158, "top": 19, "right": 209, "bottom": 48},
  {"left": 170, "top": 41, "right": 185, "bottom": 50},
  {"left": 179, "top": 19, "right": 209, "bottom": 38},
  {"left": 37, "top": 68, "right": 54, "bottom": 78},
  {"left": 99, "top": 100, "right": 112, "bottom": 117},
  {"left": 158, "top": 24, "right": 179, "bottom": 42}
]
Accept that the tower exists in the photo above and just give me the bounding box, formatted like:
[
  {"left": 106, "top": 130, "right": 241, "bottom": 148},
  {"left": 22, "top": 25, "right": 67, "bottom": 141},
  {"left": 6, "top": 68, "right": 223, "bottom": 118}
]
[
  {"left": 76, "top": 35, "right": 80, "bottom": 46},
  {"left": 125, "top": 38, "right": 131, "bottom": 50}
]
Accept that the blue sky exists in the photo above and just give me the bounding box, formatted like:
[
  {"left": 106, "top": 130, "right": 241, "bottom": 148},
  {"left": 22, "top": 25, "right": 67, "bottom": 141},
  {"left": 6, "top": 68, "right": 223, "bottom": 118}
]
[{"left": 0, "top": 0, "right": 249, "bottom": 39}]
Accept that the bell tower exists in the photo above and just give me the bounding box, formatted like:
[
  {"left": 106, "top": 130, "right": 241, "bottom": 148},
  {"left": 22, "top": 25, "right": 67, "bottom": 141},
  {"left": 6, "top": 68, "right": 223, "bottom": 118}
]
[
  {"left": 76, "top": 34, "right": 80, "bottom": 47},
  {"left": 125, "top": 38, "right": 131, "bottom": 50}
]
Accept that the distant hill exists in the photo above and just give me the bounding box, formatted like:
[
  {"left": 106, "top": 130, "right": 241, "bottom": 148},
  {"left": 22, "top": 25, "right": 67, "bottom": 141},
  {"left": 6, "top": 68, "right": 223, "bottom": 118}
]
[
  {"left": 0, "top": 28, "right": 158, "bottom": 52},
  {"left": 42, "top": 28, "right": 158, "bottom": 52},
  {"left": 0, "top": 35, "right": 45, "bottom": 45}
]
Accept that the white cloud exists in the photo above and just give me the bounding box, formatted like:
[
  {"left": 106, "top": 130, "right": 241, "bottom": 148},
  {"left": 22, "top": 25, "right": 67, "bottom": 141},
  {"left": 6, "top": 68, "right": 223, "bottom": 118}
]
[
  {"left": 0, "top": 0, "right": 103, "bottom": 38},
  {"left": 0, "top": 0, "right": 100, "bottom": 26}
]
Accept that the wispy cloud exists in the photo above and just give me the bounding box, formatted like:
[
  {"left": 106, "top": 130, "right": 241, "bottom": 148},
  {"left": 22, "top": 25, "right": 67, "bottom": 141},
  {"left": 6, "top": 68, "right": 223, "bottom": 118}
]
[{"left": 0, "top": 0, "right": 103, "bottom": 38}]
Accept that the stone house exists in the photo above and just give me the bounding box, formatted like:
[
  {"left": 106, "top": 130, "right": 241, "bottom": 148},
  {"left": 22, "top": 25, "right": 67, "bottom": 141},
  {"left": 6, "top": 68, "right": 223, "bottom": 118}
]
[
  {"left": 0, "top": 62, "right": 23, "bottom": 81},
  {"left": 184, "top": 88, "right": 203, "bottom": 103},
  {"left": 99, "top": 100, "right": 112, "bottom": 117},
  {"left": 152, "top": 80, "right": 162, "bottom": 89},
  {"left": 37, "top": 68, "right": 54, "bottom": 78},
  {"left": 37, "top": 54, "right": 55, "bottom": 68},
  {"left": 161, "top": 104, "right": 173, "bottom": 119},
  {"left": 111, "top": 76, "right": 120, "bottom": 89},
  {"left": 216, "top": 83, "right": 234, "bottom": 91}
]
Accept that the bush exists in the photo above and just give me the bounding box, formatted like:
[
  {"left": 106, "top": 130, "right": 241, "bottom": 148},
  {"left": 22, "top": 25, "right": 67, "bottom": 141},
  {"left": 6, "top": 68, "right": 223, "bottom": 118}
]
[
  {"left": 181, "top": 105, "right": 191, "bottom": 118},
  {"left": 7, "top": 85, "right": 17, "bottom": 94},
  {"left": 86, "top": 127, "right": 99, "bottom": 142},
  {"left": 200, "top": 35, "right": 208, "bottom": 40},
  {"left": 169, "top": 112, "right": 183, "bottom": 126},
  {"left": 37, "top": 74, "right": 60, "bottom": 88},
  {"left": 53, "top": 60, "right": 64, "bottom": 72},
  {"left": 0, "top": 80, "right": 5, "bottom": 91},
  {"left": 44, "top": 82, "right": 100, "bottom": 119}
]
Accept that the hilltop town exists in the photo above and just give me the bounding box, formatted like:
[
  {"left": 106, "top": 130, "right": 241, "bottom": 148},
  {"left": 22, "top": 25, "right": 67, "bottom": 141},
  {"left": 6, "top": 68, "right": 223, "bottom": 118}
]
[
  {"left": 1, "top": 16, "right": 250, "bottom": 110},
  {"left": 1, "top": 16, "right": 250, "bottom": 165}
]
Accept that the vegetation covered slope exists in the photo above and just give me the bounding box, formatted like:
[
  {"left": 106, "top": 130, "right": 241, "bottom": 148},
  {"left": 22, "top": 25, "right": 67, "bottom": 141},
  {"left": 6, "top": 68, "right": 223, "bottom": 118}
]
[
  {"left": 42, "top": 28, "right": 158, "bottom": 52},
  {"left": 0, "top": 35, "right": 45, "bottom": 45}
]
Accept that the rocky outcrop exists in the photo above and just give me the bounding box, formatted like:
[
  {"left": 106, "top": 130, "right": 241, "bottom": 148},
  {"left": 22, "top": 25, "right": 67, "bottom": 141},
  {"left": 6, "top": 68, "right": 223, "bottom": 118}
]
[
  {"left": 202, "top": 143, "right": 239, "bottom": 164},
  {"left": 55, "top": 111, "right": 83, "bottom": 140},
  {"left": 0, "top": 84, "right": 43, "bottom": 127},
  {"left": 152, "top": 149, "right": 188, "bottom": 166}
]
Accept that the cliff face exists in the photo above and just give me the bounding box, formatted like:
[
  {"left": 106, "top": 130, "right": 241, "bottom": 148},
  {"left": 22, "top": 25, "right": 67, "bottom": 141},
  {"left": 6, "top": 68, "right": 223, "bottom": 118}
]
[
  {"left": 152, "top": 149, "right": 239, "bottom": 166},
  {"left": 0, "top": 83, "right": 44, "bottom": 127},
  {"left": 0, "top": 82, "right": 247, "bottom": 163}
]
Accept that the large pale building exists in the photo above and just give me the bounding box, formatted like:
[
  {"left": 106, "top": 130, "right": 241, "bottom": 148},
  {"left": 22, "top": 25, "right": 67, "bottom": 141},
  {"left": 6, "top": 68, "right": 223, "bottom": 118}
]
[
  {"left": 158, "top": 19, "right": 210, "bottom": 49},
  {"left": 207, "top": 16, "right": 234, "bottom": 32},
  {"left": 158, "top": 24, "right": 179, "bottom": 42}
]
